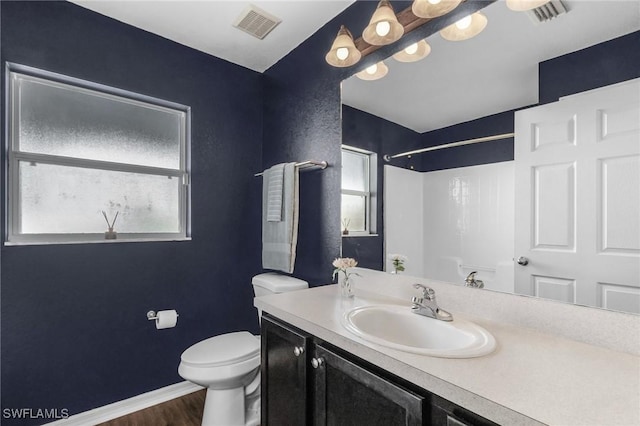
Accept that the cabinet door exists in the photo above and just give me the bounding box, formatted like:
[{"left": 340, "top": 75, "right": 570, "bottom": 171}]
[
  {"left": 261, "top": 315, "right": 310, "bottom": 426},
  {"left": 312, "top": 344, "right": 424, "bottom": 426}
]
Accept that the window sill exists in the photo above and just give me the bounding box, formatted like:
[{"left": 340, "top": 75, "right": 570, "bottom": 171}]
[
  {"left": 4, "top": 236, "right": 192, "bottom": 247},
  {"left": 342, "top": 234, "right": 379, "bottom": 238}
]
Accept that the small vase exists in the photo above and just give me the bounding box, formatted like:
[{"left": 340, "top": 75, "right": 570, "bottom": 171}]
[
  {"left": 105, "top": 227, "right": 117, "bottom": 240},
  {"left": 339, "top": 273, "right": 354, "bottom": 298}
]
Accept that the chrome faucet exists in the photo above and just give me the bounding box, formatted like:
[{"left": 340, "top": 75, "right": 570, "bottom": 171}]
[
  {"left": 465, "top": 271, "right": 484, "bottom": 288},
  {"left": 411, "top": 284, "right": 453, "bottom": 321}
]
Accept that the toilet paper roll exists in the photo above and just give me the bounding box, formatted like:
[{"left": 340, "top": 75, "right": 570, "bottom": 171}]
[{"left": 155, "top": 310, "right": 178, "bottom": 329}]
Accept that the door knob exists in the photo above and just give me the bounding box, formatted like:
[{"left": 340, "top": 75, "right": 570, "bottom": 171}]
[
  {"left": 293, "top": 346, "right": 304, "bottom": 357},
  {"left": 516, "top": 256, "right": 529, "bottom": 266},
  {"left": 311, "top": 357, "right": 324, "bottom": 369}
]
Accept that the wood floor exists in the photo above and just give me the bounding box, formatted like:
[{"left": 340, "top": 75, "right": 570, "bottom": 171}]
[{"left": 96, "top": 389, "right": 206, "bottom": 426}]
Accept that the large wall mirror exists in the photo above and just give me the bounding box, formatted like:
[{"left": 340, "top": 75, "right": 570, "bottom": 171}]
[{"left": 341, "top": 0, "right": 640, "bottom": 314}]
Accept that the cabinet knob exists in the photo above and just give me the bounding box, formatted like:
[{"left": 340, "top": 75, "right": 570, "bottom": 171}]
[
  {"left": 311, "top": 357, "right": 324, "bottom": 369},
  {"left": 293, "top": 346, "right": 304, "bottom": 357}
]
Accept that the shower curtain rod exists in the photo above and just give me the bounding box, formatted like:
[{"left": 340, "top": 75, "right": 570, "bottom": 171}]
[
  {"left": 254, "top": 160, "right": 328, "bottom": 176},
  {"left": 383, "top": 133, "right": 515, "bottom": 162}
]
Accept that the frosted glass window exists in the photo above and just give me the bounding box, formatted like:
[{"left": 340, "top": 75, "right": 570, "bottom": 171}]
[
  {"left": 342, "top": 150, "right": 368, "bottom": 191},
  {"left": 18, "top": 78, "right": 182, "bottom": 169},
  {"left": 341, "top": 146, "right": 375, "bottom": 235},
  {"left": 7, "top": 64, "right": 190, "bottom": 244},
  {"left": 341, "top": 194, "right": 367, "bottom": 232},
  {"left": 19, "top": 163, "right": 180, "bottom": 234}
]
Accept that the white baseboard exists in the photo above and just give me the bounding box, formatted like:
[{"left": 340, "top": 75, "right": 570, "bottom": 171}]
[{"left": 46, "top": 381, "right": 204, "bottom": 426}]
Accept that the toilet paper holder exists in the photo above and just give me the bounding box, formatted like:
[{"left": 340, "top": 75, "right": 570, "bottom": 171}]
[{"left": 147, "top": 310, "right": 179, "bottom": 321}]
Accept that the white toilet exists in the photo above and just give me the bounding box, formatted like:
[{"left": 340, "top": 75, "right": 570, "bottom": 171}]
[{"left": 178, "top": 273, "right": 308, "bottom": 426}]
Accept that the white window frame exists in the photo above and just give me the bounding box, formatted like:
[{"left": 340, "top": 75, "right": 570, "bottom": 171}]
[
  {"left": 341, "top": 145, "right": 377, "bottom": 236},
  {"left": 4, "top": 63, "right": 191, "bottom": 245}
]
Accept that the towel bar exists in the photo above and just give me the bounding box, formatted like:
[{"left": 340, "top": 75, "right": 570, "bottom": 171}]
[{"left": 255, "top": 160, "right": 328, "bottom": 176}]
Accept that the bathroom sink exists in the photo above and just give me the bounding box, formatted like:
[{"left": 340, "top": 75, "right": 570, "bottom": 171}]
[{"left": 342, "top": 305, "right": 496, "bottom": 358}]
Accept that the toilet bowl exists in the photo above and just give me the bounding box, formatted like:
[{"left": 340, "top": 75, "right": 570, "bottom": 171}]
[
  {"left": 178, "top": 273, "right": 308, "bottom": 426},
  {"left": 179, "top": 331, "right": 261, "bottom": 426}
]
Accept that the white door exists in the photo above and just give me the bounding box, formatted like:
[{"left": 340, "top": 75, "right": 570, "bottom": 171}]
[{"left": 514, "top": 79, "right": 640, "bottom": 314}]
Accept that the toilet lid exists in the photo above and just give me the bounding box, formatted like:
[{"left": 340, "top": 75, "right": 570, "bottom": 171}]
[{"left": 181, "top": 331, "right": 260, "bottom": 367}]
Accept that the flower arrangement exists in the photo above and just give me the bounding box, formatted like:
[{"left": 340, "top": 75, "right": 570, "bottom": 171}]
[
  {"left": 332, "top": 257, "right": 358, "bottom": 298},
  {"left": 388, "top": 254, "right": 407, "bottom": 274}
]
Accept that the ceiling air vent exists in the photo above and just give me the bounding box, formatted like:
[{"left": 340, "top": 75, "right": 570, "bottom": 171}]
[
  {"left": 527, "top": 0, "right": 568, "bottom": 24},
  {"left": 233, "top": 5, "right": 282, "bottom": 40}
]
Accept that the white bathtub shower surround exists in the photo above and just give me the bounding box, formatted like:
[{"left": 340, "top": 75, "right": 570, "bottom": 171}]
[
  {"left": 384, "top": 165, "right": 425, "bottom": 277},
  {"left": 384, "top": 162, "right": 514, "bottom": 291},
  {"left": 254, "top": 268, "right": 640, "bottom": 426}
]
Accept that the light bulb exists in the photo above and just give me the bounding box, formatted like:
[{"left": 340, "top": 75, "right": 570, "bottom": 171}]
[
  {"left": 405, "top": 43, "right": 419, "bottom": 55},
  {"left": 428, "top": 0, "right": 442, "bottom": 4},
  {"left": 375, "top": 21, "right": 391, "bottom": 37},
  {"left": 366, "top": 64, "right": 378, "bottom": 75},
  {"left": 455, "top": 15, "right": 472, "bottom": 30},
  {"left": 336, "top": 47, "right": 349, "bottom": 61}
]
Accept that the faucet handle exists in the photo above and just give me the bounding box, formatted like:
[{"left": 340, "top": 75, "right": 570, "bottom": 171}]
[
  {"left": 465, "top": 271, "right": 484, "bottom": 288},
  {"left": 413, "top": 283, "right": 435, "bottom": 299}
]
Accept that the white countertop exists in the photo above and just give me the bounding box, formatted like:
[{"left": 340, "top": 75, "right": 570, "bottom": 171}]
[{"left": 255, "top": 284, "right": 640, "bottom": 426}]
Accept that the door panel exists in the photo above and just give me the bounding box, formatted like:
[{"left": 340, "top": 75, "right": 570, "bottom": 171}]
[
  {"left": 599, "top": 155, "right": 640, "bottom": 253},
  {"left": 532, "top": 162, "right": 576, "bottom": 250}
]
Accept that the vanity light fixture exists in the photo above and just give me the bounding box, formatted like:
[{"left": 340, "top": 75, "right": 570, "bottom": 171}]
[
  {"left": 506, "top": 0, "right": 551, "bottom": 12},
  {"left": 440, "top": 11, "right": 487, "bottom": 41},
  {"left": 411, "top": 0, "right": 462, "bottom": 19},
  {"left": 362, "top": 0, "right": 404, "bottom": 46},
  {"left": 355, "top": 61, "right": 389, "bottom": 81},
  {"left": 325, "top": 1, "right": 493, "bottom": 69},
  {"left": 325, "top": 25, "right": 362, "bottom": 67},
  {"left": 392, "top": 40, "right": 431, "bottom": 63}
]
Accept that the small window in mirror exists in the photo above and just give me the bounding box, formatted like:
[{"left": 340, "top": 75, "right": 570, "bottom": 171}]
[{"left": 341, "top": 146, "right": 376, "bottom": 236}]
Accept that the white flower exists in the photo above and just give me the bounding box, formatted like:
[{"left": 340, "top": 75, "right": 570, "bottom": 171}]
[
  {"left": 333, "top": 257, "right": 358, "bottom": 270},
  {"left": 332, "top": 257, "right": 359, "bottom": 281},
  {"left": 388, "top": 254, "right": 407, "bottom": 262}
]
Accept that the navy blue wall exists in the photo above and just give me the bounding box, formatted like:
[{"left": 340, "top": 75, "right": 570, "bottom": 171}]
[
  {"left": 540, "top": 30, "right": 640, "bottom": 104},
  {"left": 416, "top": 108, "right": 517, "bottom": 172},
  {"left": 1, "top": 1, "right": 263, "bottom": 423}
]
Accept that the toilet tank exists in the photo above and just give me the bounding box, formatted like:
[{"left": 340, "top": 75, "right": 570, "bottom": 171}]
[
  {"left": 252, "top": 273, "right": 308, "bottom": 297},
  {"left": 252, "top": 273, "right": 308, "bottom": 322}
]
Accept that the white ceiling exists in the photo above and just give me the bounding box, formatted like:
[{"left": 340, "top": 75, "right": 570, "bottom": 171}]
[
  {"left": 69, "top": 1, "right": 639, "bottom": 133},
  {"left": 342, "top": 0, "right": 640, "bottom": 133},
  {"left": 69, "top": 0, "right": 355, "bottom": 73}
]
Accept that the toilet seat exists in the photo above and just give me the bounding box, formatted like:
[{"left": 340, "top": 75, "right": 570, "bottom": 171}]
[{"left": 180, "top": 331, "right": 260, "bottom": 367}]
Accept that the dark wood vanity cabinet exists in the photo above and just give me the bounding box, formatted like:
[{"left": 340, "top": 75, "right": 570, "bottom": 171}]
[{"left": 261, "top": 314, "right": 496, "bottom": 426}]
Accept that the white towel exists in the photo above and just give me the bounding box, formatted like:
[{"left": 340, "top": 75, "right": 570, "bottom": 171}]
[
  {"left": 265, "top": 164, "right": 285, "bottom": 222},
  {"left": 262, "top": 163, "right": 299, "bottom": 273}
]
